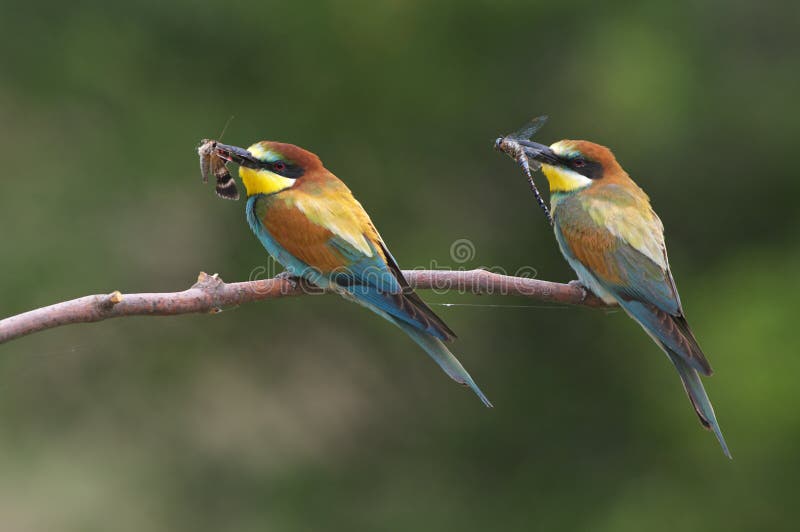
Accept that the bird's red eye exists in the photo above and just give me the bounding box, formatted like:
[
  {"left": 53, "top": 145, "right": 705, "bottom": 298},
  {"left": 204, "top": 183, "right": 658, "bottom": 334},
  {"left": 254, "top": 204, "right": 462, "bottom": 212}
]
[
  {"left": 574, "top": 158, "right": 587, "bottom": 168},
  {"left": 273, "top": 161, "right": 286, "bottom": 171}
]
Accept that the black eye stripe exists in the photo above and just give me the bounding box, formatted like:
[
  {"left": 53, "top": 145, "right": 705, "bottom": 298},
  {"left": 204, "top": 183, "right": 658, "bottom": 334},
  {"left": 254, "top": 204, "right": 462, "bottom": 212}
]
[
  {"left": 260, "top": 160, "right": 305, "bottom": 179},
  {"left": 557, "top": 155, "right": 604, "bottom": 180},
  {"left": 574, "top": 160, "right": 603, "bottom": 179}
]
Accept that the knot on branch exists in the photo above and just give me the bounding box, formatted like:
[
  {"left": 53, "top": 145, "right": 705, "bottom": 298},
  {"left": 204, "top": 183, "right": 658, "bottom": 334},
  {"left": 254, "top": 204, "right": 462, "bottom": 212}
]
[
  {"left": 193, "top": 272, "right": 227, "bottom": 312},
  {"left": 194, "top": 271, "right": 224, "bottom": 290},
  {"left": 108, "top": 290, "right": 124, "bottom": 304},
  {"left": 99, "top": 290, "right": 124, "bottom": 310},
  {"left": 93, "top": 291, "right": 125, "bottom": 319}
]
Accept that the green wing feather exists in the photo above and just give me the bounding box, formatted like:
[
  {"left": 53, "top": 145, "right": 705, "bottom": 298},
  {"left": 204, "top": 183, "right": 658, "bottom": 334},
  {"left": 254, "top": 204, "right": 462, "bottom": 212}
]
[
  {"left": 555, "top": 187, "right": 728, "bottom": 454},
  {"left": 557, "top": 187, "right": 711, "bottom": 374}
]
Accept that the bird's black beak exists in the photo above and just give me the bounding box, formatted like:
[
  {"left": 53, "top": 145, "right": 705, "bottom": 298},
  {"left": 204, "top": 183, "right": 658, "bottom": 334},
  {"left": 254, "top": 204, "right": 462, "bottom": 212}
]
[
  {"left": 213, "top": 142, "right": 262, "bottom": 170},
  {"left": 517, "top": 140, "right": 560, "bottom": 165}
]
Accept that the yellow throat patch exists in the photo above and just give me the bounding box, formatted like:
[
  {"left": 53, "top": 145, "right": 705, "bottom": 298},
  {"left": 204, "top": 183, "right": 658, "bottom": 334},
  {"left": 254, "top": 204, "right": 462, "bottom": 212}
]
[
  {"left": 541, "top": 163, "right": 593, "bottom": 193},
  {"left": 239, "top": 167, "right": 295, "bottom": 196}
]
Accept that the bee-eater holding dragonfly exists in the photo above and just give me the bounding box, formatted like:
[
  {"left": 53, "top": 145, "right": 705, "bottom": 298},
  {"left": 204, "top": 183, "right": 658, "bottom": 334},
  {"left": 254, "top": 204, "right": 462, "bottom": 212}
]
[
  {"left": 204, "top": 140, "right": 491, "bottom": 407},
  {"left": 506, "top": 134, "right": 729, "bottom": 457}
]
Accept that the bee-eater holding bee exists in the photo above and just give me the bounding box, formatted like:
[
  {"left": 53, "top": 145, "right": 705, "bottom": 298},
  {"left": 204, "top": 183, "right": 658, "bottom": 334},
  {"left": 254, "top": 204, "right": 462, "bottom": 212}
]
[
  {"left": 201, "top": 140, "right": 491, "bottom": 407},
  {"left": 504, "top": 135, "right": 729, "bottom": 457}
]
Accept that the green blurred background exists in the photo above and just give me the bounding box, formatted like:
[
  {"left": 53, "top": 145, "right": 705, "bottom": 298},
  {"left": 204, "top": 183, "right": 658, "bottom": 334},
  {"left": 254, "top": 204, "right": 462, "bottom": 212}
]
[{"left": 1, "top": 0, "right": 799, "bottom": 530}]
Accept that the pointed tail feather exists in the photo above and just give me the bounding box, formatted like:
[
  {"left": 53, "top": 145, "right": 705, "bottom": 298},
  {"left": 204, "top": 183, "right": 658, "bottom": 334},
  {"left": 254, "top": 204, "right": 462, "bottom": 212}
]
[
  {"left": 392, "top": 318, "right": 492, "bottom": 408},
  {"left": 667, "top": 350, "right": 731, "bottom": 458},
  {"left": 619, "top": 301, "right": 729, "bottom": 456}
]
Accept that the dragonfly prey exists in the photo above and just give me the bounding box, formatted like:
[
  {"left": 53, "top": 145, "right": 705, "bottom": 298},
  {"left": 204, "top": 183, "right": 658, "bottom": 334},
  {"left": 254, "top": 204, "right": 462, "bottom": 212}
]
[{"left": 494, "top": 115, "right": 553, "bottom": 225}]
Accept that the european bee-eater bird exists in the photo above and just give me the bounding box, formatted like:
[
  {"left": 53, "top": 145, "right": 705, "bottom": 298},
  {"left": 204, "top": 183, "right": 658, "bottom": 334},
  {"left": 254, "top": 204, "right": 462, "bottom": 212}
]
[
  {"left": 517, "top": 138, "right": 729, "bottom": 457},
  {"left": 210, "top": 140, "right": 491, "bottom": 407}
]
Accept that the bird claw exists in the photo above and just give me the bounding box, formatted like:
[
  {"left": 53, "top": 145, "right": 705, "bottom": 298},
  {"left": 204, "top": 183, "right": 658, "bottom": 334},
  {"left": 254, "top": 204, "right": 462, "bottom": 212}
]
[
  {"left": 568, "top": 280, "right": 588, "bottom": 301},
  {"left": 275, "top": 271, "right": 300, "bottom": 289}
]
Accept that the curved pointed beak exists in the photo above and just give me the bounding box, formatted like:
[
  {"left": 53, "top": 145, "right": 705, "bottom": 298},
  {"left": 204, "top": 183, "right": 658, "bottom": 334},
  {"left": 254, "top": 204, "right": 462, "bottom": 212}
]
[
  {"left": 213, "top": 142, "right": 262, "bottom": 169},
  {"left": 517, "top": 140, "right": 560, "bottom": 166}
]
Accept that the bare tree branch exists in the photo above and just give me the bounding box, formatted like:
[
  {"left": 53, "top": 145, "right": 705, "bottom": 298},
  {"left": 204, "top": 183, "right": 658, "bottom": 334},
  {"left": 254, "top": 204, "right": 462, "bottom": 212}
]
[{"left": 0, "top": 270, "right": 610, "bottom": 345}]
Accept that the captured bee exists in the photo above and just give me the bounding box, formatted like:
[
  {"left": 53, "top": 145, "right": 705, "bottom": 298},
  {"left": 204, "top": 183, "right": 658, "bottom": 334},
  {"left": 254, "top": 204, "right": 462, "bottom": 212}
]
[
  {"left": 495, "top": 115, "right": 552, "bottom": 225},
  {"left": 198, "top": 139, "right": 239, "bottom": 200}
]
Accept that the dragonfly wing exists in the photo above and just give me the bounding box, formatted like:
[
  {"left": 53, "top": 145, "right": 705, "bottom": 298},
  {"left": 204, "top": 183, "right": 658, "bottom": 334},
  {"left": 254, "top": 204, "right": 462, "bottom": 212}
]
[{"left": 510, "top": 115, "right": 548, "bottom": 140}]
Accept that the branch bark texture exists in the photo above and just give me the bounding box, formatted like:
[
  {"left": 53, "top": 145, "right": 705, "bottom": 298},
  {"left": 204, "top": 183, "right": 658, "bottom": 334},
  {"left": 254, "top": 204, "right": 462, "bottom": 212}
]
[{"left": 0, "top": 270, "right": 609, "bottom": 345}]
